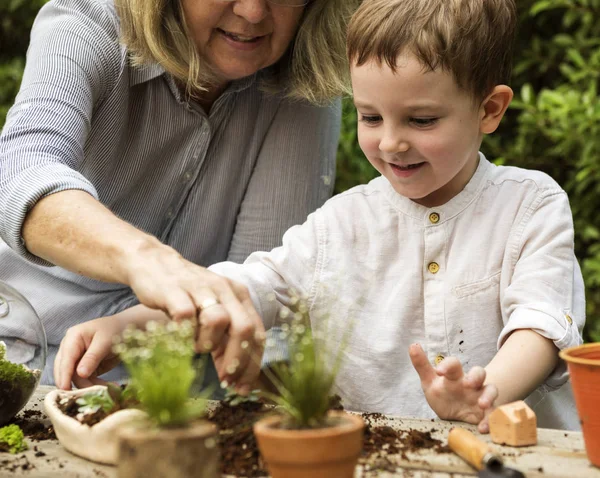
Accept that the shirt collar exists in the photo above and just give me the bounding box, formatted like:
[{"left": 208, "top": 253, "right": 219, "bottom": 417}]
[
  {"left": 379, "top": 151, "right": 493, "bottom": 221},
  {"left": 129, "top": 63, "right": 165, "bottom": 86},
  {"left": 129, "top": 60, "right": 258, "bottom": 95}
]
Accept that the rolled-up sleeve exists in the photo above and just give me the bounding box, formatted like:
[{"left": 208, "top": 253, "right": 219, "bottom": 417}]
[
  {"left": 0, "top": 0, "right": 122, "bottom": 264},
  {"left": 499, "top": 190, "right": 585, "bottom": 390}
]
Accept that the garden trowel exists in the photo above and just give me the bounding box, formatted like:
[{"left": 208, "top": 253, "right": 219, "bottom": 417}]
[{"left": 448, "top": 428, "right": 525, "bottom": 478}]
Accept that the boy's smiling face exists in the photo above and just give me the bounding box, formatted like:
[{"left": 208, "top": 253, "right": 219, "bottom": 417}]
[{"left": 351, "top": 54, "right": 485, "bottom": 207}]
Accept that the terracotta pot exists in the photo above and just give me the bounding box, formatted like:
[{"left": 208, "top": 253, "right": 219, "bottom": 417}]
[
  {"left": 44, "top": 385, "right": 148, "bottom": 464},
  {"left": 560, "top": 343, "right": 600, "bottom": 467},
  {"left": 253, "top": 411, "right": 365, "bottom": 478},
  {"left": 117, "top": 420, "right": 219, "bottom": 478}
]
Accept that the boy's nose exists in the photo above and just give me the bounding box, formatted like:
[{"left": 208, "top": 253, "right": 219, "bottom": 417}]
[{"left": 379, "top": 134, "right": 410, "bottom": 154}]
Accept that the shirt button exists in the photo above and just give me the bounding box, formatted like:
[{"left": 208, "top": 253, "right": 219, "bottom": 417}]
[
  {"left": 166, "top": 209, "right": 174, "bottom": 218},
  {"left": 429, "top": 212, "right": 440, "bottom": 224},
  {"left": 184, "top": 172, "right": 192, "bottom": 181},
  {"left": 428, "top": 262, "right": 440, "bottom": 274},
  {"left": 566, "top": 314, "right": 573, "bottom": 324},
  {"left": 435, "top": 354, "right": 445, "bottom": 365}
]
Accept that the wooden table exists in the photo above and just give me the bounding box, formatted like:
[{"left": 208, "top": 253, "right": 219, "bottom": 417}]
[{"left": 1, "top": 386, "right": 599, "bottom": 477}]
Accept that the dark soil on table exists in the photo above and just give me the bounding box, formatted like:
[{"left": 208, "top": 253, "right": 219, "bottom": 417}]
[
  {"left": 206, "top": 402, "right": 451, "bottom": 477},
  {"left": 8, "top": 410, "right": 56, "bottom": 441}
]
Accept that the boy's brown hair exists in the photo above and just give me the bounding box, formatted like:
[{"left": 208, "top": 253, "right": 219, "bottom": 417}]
[{"left": 347, "top": 0, "right": 517, "bottom": 101}]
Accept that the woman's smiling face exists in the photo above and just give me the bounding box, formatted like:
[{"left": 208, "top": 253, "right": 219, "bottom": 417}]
[{"left": 182, "top": 0, "right": 305, "bottom": 86}]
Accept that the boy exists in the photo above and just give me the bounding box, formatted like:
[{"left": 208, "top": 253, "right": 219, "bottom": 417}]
[{"left": 56, "top": 0, "right": 584, "bottom": 431}]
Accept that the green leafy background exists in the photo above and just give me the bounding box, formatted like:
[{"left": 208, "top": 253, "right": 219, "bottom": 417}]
[{"left": 2, "top": 0, "right": 599, "bottom": 340}]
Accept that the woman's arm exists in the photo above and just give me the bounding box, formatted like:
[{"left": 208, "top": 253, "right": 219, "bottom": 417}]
[{"left": 1, "top": 0, "right": 264, "bottom": 391}]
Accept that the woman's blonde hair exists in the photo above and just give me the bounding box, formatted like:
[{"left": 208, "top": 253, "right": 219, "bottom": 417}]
[
  {"left": 347, "top": 0, "right": 517, "bottom": 101},
  {"left": 115, "top": 0, "right": 360, "bottom": 105}
]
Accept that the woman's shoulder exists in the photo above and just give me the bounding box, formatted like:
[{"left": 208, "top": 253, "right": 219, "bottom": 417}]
[{"left": 37, "top": 0, "right": 121, "bottom": 40}]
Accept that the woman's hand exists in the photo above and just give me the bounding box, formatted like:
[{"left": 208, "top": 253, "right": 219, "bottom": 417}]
[
  {"left": 123, "top": 249, "right": 266, "bottom": 393},
  {"left": 54, "top": 316, "right": 128, "bottom": 390},
  {"left": 409, "top": 344, "right": 498, "bottom": 433}
]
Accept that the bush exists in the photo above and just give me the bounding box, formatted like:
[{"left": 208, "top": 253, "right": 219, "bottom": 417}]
[{"left": 1, "top": 0, "right": 599, "bottom": 340}]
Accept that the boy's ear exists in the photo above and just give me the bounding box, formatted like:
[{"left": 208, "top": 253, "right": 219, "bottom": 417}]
[{"left": 479, "top": 85, "right": 513, "bottom": 134}]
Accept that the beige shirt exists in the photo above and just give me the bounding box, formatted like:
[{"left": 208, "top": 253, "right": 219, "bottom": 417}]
[{"left": 211, "top": 154, "right": 585, "bottom": 430}]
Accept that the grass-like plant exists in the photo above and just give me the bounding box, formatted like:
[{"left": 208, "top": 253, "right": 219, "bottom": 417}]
[
  {"left": 112, "top": 320, "right": 209, "bottom": 428},
  {"left": 261, "top": 295, "right": 351, "bottom": 429}
]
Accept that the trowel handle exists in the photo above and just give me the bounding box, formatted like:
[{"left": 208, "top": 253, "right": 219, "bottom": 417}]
[{"left": 448, "top": 427, "right": 490, "bottom": 471}]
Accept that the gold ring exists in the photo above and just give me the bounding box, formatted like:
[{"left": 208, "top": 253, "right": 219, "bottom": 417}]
[{"left": 199, "top": 297, "right": 220, "bottom": 311}]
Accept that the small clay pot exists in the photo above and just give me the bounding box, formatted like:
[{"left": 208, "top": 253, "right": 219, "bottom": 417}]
[
  {"left": 560, "top": 343, "right": 600, "bottom": 467},
  {"left": 44, "top": 386, "right": 148, "bottom": 465},
  {"left": 253, "top": 411, "right": 365, "bottom": 478},
  {"left": 117, "top": 420, "right": 219, "bottom": 478}
]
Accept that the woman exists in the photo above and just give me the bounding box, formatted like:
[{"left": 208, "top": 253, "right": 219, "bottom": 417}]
[{"left": 0, "top": 0, "right": 358, "bottom": 390}]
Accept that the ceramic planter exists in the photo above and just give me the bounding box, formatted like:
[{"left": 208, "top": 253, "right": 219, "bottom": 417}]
[
  {"left": 560, "top": 343, "right": 600, "bottom": 467},
  {"left": 253, "top": 411, "right": 365, "bottom": 478},
  {"left": 117, "top": 420, "right": 219, "bottom": 478},
  {"left": 44, "top": 385, "right": 147, "bottom": 465}
]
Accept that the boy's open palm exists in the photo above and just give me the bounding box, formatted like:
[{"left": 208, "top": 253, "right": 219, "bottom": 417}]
[{"left": 409, "top": 344, "right": 498, "bottom": 433}]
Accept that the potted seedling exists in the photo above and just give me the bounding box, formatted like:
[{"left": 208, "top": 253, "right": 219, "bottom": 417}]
[
  {"left": 253, "top": 296, "right": 364, "bottom": 478},
  {"left": 44, "top": 382, "right": 147, "bottom": 464},
  {"left": 115, "top": 320, "right": 218, "bottom": 478},
  {"left": 0, "top": 341, "right": 41, "bottom": 426}
]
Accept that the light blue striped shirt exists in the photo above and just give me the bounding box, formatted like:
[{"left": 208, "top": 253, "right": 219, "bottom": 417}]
[{"left": 0, "top": 0, "right": 340, "bottom": 383}]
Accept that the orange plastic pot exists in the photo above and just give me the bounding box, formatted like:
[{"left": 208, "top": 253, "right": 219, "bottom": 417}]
[
  {"left": 560, "top": 343, "right": 600, "bottom": 467},
  {"left": 253, "top": 411, "right": 364, "bottom": 478}
]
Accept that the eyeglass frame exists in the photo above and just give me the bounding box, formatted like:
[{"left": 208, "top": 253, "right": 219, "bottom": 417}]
[{"left": 216, "top": 0, "right": 311, "bottom": 7}]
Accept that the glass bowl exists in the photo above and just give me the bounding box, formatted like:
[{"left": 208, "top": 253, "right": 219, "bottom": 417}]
[{"left": 0, "top": 281, "right": 47, "bottom": 425}]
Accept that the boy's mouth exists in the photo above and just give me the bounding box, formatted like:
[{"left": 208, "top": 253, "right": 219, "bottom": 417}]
[{"left": 391, "top": 162, "right": 425, "bottom": 171}]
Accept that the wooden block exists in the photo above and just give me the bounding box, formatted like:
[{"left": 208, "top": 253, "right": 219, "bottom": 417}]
[{"left": 489, "top": 400, "right": 537, "bottom": 446}]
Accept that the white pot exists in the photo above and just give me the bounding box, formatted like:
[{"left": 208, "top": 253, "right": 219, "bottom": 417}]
[{"left": 44, "top": 385, "right": 148, "bottom": 465}]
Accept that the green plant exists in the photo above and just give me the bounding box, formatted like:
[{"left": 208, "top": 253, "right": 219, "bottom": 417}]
[
  {"left": 0, "top": 341, "right": 38, "bottom": 386},
  {"left": 261, "top": 295, "right": 351, "bottom": 429},
  {"left": 75, "top": 383, "right": 138, "bottom": 415},
  {"left": 113, "top": 321, "right": 209, "bottom": 428},
  {"left": 0, "top": 424, "right": 27, "bottom": 454},
  {"left": 223, "top": 387, "right": 261, "bottom": 407}
]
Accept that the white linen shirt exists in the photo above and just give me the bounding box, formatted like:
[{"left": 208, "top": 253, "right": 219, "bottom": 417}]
[{"left": 210, "top": 154, "right": 585, "bottom": 430}]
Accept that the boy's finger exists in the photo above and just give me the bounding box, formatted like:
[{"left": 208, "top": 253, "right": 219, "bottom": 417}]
[
  {"left": 477, "top": 383, "right": 498, "bottom": 409},
  {"left": 76, "top": 337, "right": 113, "bottom": 378},
  {"left": 57, "top": 336, "right": 85, "bottom": 390},
  {"left": 464, "top": 366, "right": 486, "bottom": 389},
  {"left": 435, "top": 357, "right": 463, "bottom": 381},
  {"left": 409, "top": 343, "right": 436, "bottom": 386}
]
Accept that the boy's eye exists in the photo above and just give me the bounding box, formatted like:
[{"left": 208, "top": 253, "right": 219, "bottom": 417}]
[
  {"left": 410, "top": 117, "right": 438, "bottom": 127},
  {"left": 359, "top": 114, "right": 382, "bottom": 125}
]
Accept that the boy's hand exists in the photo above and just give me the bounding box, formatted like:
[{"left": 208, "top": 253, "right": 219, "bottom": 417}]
[
  {"left": 409, "top": 343, "right": 498, "bottom": 433},
  {"left": 54, "top": 316, "right": 125, "bottom": 390}
]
